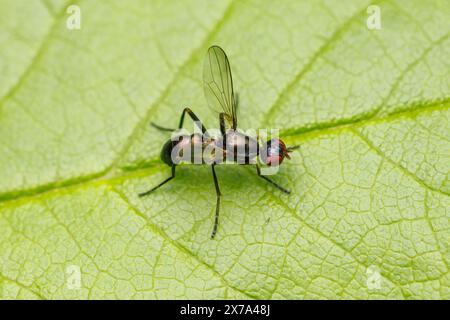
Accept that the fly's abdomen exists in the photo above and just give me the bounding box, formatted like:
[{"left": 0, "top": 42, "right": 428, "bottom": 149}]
[
  {"left": 161, "top": 134, "right": 218, "bottom": 166},
  {"left": 160, "top": 137, "right": 183, "bottom": 166}
]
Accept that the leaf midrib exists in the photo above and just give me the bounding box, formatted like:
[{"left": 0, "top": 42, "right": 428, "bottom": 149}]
[
  {"left": 1, "top": 0, "right": 449, "bottom": 204},
  {"left": 0, "top": 100, "right": 448, "bottom": 207}
]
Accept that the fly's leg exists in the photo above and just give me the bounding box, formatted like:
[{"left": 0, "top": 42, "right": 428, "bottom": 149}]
[
  {"left": 217, "top": 113, "right": 228, "bottom": 164},
  {"left": 234, "top": 93, "right": 239, "bottom": 112},
  {"left": 150, "top": 122, "right": 175, "bottom": 132},
  {"left": 151, "top": 107, "right": 209, "bottom": 136},
  {"left": 256, "top": 164, "right": 290, "bottom": 194},
  {"left": 219, "top": 113, "right": 226, "bottom": 136},
  {"left": 210, "top": 164, "right": 222, "bottom": 239},
  {"left": 179, "top": 107, "right": 209, "bottom": 137},
  {"left": 139, "top": 166, "right": 176, "bottom": 197},
  {"left": 151, "top": 122, "right": 175, "bottom": 132}
]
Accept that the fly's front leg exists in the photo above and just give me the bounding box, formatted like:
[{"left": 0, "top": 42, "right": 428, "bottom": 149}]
[
  {"left": 256, "top": 164, "right": 290, "bottom": 194},
  {"left": 139, "top": 166, "right": 176, "bottom": 197},
  {"left": 210, "top": 164, "right": 222, "bottom": 239}
]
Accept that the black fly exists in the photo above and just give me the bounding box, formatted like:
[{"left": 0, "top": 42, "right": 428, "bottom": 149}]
[{"left": 139, "top": 46, "right": 298, "bottom": 238}]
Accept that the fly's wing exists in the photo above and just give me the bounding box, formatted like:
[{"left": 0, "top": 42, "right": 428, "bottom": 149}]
[{"left": 203, "top": 45, "right": 237, "bottom": 130}]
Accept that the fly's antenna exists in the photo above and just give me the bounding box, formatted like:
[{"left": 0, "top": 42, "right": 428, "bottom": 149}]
[{"left": 287, "top": 145, "right": 300, "bottom": 152}]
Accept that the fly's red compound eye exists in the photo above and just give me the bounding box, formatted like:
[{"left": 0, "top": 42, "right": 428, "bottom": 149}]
[
  {"left": 263, "top": 138, "right": 288, "bottom": 166},
  {"left": 266, "top": 154, "right": 282, "bottom": 166}
]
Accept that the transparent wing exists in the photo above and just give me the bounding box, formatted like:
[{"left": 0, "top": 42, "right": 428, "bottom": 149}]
[{"left": 203, "top": 45, "right": 237, "bottom": 129}]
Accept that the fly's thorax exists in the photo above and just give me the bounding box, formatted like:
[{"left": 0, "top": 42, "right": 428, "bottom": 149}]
[{"left": 223, "top": 130, "right": 258, "bottom": 164}]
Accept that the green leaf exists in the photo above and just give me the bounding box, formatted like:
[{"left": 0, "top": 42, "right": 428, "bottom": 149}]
[{"left": 0, "top": 0, "right": 449, "bottom": 299}]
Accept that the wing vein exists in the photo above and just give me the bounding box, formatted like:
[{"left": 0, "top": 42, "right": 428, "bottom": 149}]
[{"left": 203, "top": 46, "right": 237, "bottom": 129}]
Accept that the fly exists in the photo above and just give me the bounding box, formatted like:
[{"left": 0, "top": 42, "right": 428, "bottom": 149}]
[{"left": 139, "top": 45, "right": 299, "bottom": 239}]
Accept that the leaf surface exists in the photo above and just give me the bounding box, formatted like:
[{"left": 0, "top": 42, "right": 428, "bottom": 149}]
[{"left": 0, "top": 0, "right": 449, "bottom": 299}]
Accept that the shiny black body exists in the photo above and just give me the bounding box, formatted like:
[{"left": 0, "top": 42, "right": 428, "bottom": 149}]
[
  {"left": 138, "top": 46, "right": 297, "bottom": 239},
  {"left": 161, "top": 130, "right": 260, "bottom": 166}
]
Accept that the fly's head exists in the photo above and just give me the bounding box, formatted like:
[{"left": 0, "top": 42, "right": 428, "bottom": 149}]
[{"left": 262, "top": 138, "right": 298, "bottom": 166}]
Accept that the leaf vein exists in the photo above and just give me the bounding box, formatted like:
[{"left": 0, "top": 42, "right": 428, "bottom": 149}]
[
  {"left": 352, "top": 129, "right": 450, "bottom": 197},
  {"left": 111, "top": 187, "right": 258, "bottom": 300}
]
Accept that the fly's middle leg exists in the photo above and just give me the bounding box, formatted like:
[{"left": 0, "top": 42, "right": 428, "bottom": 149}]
[
  {"left": 210, "top": 164, "right": 221, "bottom": 239},
  {"left": 218, "top": 113, "right": 228, "bottom": 161},
  {"left": 219, "top": 113, "right": 226, "bottom": 136}
]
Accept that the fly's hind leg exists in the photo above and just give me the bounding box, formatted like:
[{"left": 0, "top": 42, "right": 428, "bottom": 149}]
[
  {"left": 210, "top": 164, "right": 222, "bottom": 239},
  {"left": 256, "top": 164, "right": 290, "bottom": 194},
  {"left": 139, "top": 166, "right": 176, "bottom": 197},
  {"left": 179, "top": 107, "right": 209, "bottom": 137},
  {"left": 151, "top": 122, "right": 176, "bottom": 132},
  {"left": 151, "top": 107, "right": 209, "bottom": 135}
]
